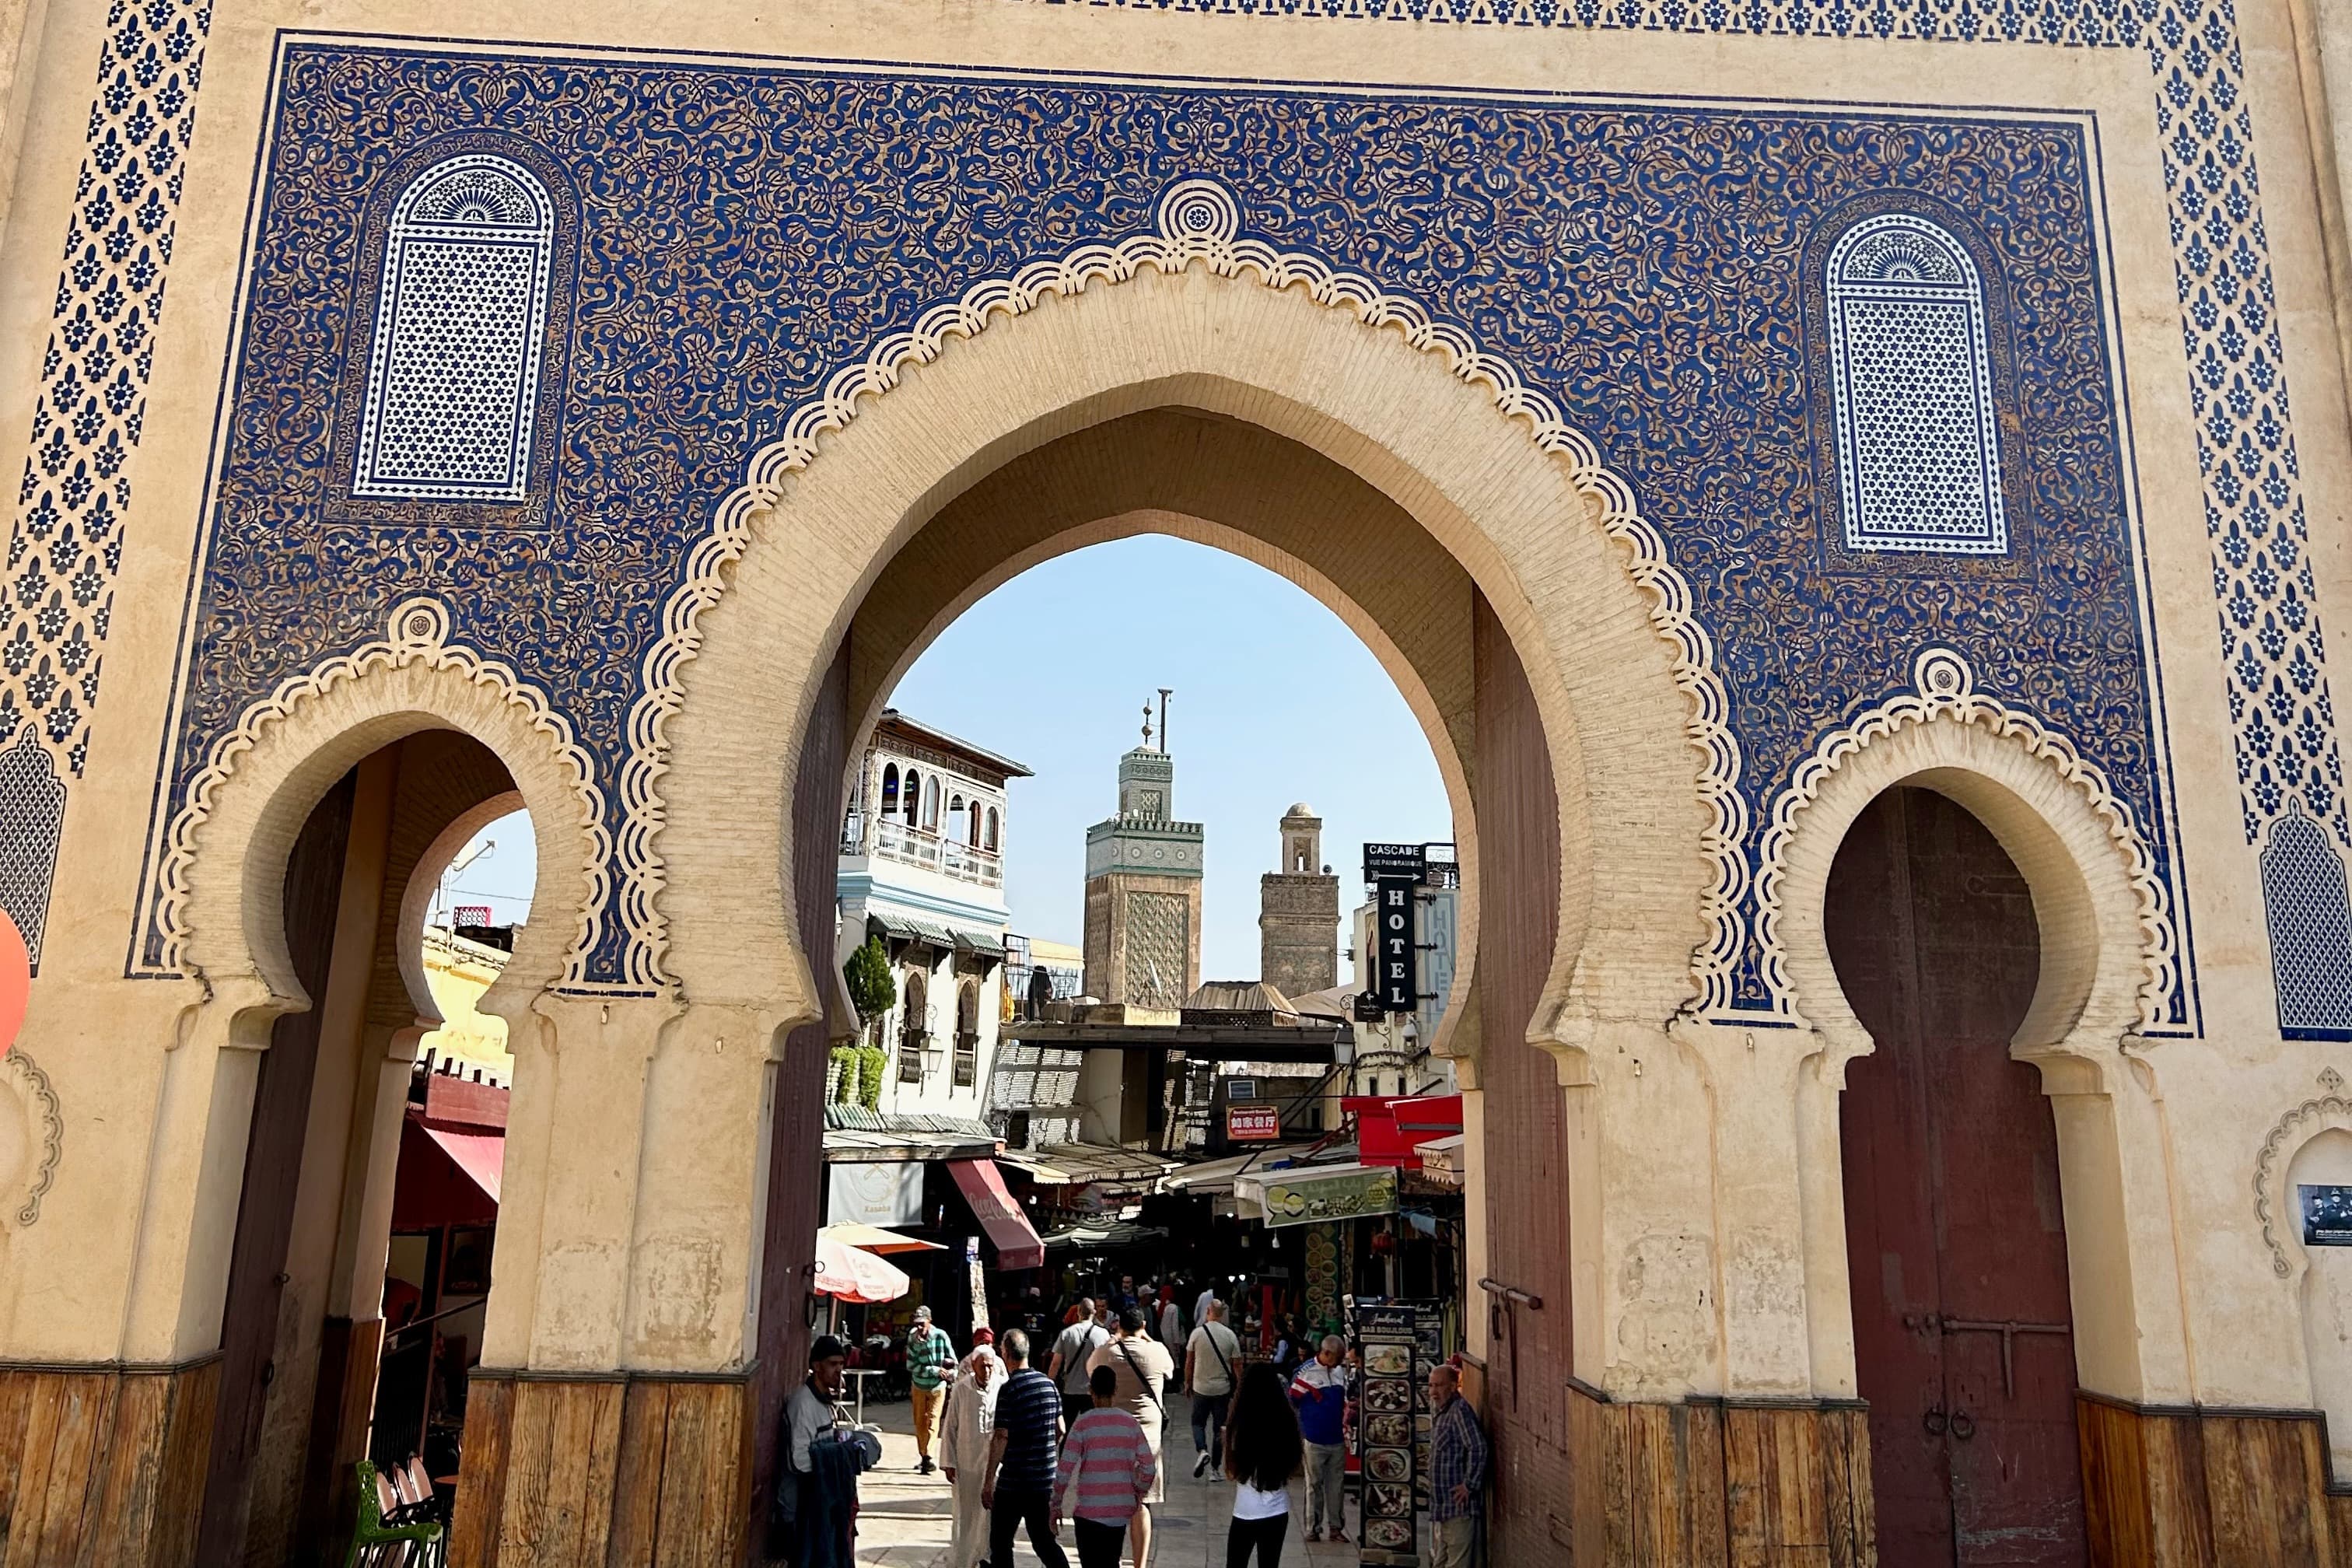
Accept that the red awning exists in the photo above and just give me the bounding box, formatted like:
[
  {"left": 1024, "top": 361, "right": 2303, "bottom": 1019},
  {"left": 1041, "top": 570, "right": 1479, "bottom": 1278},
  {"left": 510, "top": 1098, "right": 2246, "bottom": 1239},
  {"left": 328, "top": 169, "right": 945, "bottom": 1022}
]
[
  {"left": 948, "top": 1159, "right": 1045, "bottom": 1271},
  {"left": 1346, "top": 1094, "right": 1465, "bottom": 1168},
  {"left": 425, "top": 1125, "right": 505, "bottom": 1205}
]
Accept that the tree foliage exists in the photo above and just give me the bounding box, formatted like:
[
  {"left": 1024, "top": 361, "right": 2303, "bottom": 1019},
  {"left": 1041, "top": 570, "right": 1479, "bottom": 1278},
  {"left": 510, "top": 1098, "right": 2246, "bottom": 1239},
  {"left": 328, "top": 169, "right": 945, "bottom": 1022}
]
[{"left": 843, "top": 937, "right": 896, "bottom": 1024}]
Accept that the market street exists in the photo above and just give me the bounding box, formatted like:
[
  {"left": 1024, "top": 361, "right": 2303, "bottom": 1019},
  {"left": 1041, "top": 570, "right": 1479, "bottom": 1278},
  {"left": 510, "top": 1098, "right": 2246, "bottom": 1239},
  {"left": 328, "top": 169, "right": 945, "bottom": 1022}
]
[{"left": 847, "top": 1400, "right": 1379, "bottom": 1568}]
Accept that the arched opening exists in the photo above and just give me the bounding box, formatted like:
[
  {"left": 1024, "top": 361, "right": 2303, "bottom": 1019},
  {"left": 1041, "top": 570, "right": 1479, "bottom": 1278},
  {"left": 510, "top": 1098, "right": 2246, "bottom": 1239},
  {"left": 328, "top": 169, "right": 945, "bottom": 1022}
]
[
  {"left": 880, "top": 761, "right": 900, "bottom": 817},
  {"left": 753, "top": 399, "right": 1588, "bottom": 1561},
  {"left": 1827, "top": 784, "right": 2086, "bottom": 1566},
  {"left": 194, "top": 727, "right": 542, "bottom": 1567}
]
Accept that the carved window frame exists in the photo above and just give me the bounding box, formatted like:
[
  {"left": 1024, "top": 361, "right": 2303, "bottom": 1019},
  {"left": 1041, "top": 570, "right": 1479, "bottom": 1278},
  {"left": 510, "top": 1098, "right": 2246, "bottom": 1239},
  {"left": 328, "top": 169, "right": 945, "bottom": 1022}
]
[{"left": 327, "top": 135, "right": 578, "bottom": 529}]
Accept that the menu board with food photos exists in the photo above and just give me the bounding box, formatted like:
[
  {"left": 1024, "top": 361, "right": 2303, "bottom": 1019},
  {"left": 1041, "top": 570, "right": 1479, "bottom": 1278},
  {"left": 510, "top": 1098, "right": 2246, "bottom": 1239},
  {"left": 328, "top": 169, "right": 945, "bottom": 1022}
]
[{"left": 1348, "top": 1298, "right": 1446, "bottom": 1566}]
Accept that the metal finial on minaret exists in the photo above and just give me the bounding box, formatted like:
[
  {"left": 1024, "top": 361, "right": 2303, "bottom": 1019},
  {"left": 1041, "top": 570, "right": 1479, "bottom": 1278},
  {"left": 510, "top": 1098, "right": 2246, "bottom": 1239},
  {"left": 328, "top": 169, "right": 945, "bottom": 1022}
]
[{"left": 1141, "top": 701, "right": 1153, "bottom": 749}]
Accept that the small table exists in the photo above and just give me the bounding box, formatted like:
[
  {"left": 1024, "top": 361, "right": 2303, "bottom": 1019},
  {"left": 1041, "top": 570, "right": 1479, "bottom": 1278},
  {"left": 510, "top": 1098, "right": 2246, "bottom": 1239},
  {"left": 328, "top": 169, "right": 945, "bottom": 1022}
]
[{"left": 841, "top": 1367, "right": 884, "bottom": 1426}]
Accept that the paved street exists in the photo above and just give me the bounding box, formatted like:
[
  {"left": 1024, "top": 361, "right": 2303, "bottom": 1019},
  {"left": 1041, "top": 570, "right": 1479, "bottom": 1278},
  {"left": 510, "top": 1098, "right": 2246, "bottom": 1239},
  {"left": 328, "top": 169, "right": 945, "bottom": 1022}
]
[{"left": 845, "top": 1399, "right": 1370, "bottom": 1568}]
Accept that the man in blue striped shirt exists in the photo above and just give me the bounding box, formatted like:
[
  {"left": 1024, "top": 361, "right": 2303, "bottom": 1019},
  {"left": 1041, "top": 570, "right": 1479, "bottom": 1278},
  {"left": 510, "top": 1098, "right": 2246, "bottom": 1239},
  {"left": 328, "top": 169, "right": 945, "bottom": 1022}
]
[{"left": 983, "top": 1329, "right": 1071, "bottom": 1568}]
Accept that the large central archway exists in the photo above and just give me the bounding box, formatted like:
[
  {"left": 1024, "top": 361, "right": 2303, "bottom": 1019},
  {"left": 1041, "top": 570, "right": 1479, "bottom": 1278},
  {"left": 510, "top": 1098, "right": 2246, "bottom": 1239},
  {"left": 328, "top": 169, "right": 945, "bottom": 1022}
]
[{"left": 651, "top": 254, "right": 1718, "bottom": 1558}]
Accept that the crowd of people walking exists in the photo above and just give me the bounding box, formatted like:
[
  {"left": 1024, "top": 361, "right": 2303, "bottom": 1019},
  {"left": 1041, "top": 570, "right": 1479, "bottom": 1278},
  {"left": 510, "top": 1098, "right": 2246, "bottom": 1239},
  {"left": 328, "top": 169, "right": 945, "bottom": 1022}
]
[{"left": 775, "top": 1284, "right": 1488, "bottom": 1568}]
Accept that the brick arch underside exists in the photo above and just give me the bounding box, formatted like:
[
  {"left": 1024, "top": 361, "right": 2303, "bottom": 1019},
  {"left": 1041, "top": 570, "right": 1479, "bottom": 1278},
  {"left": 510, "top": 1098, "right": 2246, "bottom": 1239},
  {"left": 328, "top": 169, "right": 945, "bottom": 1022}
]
[{"left": 836, "top": 406, "right": 1487, "bottom": 1046}]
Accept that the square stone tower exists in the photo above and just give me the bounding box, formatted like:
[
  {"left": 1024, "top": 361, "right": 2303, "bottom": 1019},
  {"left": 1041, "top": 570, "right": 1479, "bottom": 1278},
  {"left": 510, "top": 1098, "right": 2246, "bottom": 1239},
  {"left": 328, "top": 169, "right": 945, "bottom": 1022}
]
[
  {"left": 1260, "top": 803, "right": 1339, "bottom": 996},
  {"left": 1082, "top": 740, "right": 1204, "bottom": 1013}
]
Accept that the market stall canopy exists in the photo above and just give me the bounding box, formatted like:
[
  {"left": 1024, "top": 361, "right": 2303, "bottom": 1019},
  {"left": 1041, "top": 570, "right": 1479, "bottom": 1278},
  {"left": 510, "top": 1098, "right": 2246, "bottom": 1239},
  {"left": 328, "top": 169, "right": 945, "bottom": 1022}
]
[
  {"left": 817, "top": 1222, "right": 947, "bottom": 1255},
  {"left": 948, "top": 1159, "right": 1046, "bottom": 1270},
  {"left": 814, "top": 1232, "right": 912, "bottom": 1304},
  {"left": 1159, "top": 1144, "right": 1330, "bottom": 1195},
  {"left": 995, "top": 1142, "right": 1182, "bottom": 1188},
  {"left": 1042, "top": 1218, "right": 1170, "bottom": 1251}
]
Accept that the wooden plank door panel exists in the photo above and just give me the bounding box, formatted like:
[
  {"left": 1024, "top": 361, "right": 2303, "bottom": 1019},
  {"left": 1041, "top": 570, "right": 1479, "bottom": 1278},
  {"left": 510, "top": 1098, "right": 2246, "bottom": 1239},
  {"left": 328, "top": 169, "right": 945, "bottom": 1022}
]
[{"left": 1830, "top": 787, "right": 2088, "bottom": 1568}]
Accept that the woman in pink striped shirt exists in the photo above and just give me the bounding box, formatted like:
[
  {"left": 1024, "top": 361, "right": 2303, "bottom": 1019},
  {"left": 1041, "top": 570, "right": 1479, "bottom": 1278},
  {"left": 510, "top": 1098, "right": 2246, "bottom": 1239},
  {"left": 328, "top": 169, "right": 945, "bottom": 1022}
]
[{"left": 1054, "top": 1366, "right": 1160, "bottom": 1568}]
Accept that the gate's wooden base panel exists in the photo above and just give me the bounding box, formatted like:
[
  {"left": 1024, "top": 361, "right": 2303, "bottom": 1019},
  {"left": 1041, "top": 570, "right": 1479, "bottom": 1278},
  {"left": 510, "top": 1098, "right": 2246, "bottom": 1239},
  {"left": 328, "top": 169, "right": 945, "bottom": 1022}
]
[
  {"left": 449, "top": 1371, "right": 753, "bottom": 1568},
  {"left": 2077, "top": 1392, "right": 2352, "bottom": 1567},
  {"left": 0, "top": 1359, "right": 220, "bottom": 1568},
  {"left": 1559, "top": 1381, "right": 1874, "bottom": 1566}
]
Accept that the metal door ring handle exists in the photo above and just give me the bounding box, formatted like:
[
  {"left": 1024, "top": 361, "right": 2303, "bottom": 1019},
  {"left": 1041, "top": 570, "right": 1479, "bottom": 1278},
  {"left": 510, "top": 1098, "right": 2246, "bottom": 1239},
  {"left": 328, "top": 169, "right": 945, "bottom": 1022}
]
[
  {"left": 1923, "top": 1406, "right": 1948, "bottom": 1436},
  {"left": 1951, "top": 1411, "right": 1975, "bottom": 1441}
]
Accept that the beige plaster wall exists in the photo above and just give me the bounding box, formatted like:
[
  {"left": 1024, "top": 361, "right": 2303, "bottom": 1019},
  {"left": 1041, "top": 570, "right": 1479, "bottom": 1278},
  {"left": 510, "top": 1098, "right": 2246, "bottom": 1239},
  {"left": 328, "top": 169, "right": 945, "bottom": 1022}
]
[{"left": 0, "top": 0, "right": 2345, "bottom": 1454}]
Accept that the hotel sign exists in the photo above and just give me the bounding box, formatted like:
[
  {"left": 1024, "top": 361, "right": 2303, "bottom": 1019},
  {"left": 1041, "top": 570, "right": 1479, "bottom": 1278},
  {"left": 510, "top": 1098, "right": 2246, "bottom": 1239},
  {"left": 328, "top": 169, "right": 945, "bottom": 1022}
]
[{"left": 1374, "top": 875, "right": 1418, "bottom": 1013}]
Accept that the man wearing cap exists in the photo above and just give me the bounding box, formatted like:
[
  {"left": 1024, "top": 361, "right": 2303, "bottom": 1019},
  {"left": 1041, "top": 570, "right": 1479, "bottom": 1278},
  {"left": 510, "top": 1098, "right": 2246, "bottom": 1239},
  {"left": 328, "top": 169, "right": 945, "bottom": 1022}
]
[
  {"left": 772, "top": 1334, "right": 860, "bottom": 1567},
  {"left": 908, "top": 1304, "right": 957, "bottom": 1475}
]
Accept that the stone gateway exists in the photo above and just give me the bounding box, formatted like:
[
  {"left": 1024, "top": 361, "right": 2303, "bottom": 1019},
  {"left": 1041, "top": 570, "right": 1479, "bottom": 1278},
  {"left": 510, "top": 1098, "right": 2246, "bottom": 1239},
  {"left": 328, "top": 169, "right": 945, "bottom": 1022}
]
[{"left": 0, "top": 0, "right": 2350, "bottom": 1563}]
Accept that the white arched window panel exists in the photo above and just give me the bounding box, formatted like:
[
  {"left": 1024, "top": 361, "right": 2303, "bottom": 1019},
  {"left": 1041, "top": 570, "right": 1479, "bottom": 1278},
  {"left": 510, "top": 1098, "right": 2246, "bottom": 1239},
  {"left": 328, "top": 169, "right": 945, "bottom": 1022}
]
[
  {"left": 1827, "top": 213, "right": 2007, "bottom": 555},
  {"left": 2261, "top": 807, "right": 2352, "bottom": 1036},
  {"left": 355, "top": 154, "right": 555, "bottom": 502}
]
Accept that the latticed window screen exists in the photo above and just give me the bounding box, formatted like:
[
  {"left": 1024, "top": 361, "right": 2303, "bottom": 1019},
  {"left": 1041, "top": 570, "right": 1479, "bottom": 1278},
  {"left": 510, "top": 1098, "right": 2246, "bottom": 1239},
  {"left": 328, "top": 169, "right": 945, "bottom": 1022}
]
[
  {"left": 355, "top": 155, "right": 555, "bottom": 502},
  {"left": 0, "top": 731, "right": 65, "bottom": 966},
  {"left": 1827, "top": 214, "right": 2007, "bottom": 555},
  {"left": 2261, "top": 810, "right": 2352, "bottom": 1036},
  {"left": 1125, "top": 892, "right": 1189, "bottom": 1010}
]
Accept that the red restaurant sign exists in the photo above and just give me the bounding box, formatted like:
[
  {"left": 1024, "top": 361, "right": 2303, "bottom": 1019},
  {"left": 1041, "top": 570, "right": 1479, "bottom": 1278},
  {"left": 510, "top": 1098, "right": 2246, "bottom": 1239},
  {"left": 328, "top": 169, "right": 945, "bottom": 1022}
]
[{"left": 1226, "top": 1104, "right": 1283, "bottom": 1143}]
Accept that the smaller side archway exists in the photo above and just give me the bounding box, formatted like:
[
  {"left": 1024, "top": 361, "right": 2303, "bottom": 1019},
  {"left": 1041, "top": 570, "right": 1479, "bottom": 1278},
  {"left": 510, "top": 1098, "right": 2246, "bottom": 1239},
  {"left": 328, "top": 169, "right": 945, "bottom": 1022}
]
[{"left": 1769, "top": 649, "right": 2182, "bottom": 1466}]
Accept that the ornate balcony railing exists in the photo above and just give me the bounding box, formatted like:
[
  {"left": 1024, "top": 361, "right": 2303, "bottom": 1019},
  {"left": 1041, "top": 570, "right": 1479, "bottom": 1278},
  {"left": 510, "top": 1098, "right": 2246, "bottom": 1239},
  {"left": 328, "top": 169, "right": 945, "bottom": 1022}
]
[{"left": 855, "top": 818, "right": 1004, "bottom": 889}]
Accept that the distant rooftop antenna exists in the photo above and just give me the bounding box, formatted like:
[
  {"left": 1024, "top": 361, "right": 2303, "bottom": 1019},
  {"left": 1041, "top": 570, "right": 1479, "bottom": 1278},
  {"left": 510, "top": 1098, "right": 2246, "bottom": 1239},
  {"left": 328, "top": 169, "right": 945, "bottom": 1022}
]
[{"left": 1158, "top": 688, "right": 1172, "bottom": 753}]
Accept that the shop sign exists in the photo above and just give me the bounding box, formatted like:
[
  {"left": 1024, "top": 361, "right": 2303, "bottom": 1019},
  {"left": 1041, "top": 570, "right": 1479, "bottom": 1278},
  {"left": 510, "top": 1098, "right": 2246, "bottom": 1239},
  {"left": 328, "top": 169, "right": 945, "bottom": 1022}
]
[
  {"left": 1251, "top": 1164, "right": 1397, "bottom": 1228},
  {"left": 1362, "top": 842, "right": 1426, "bottom": 880},
  {"left": 1227, "top": 1104, "right": 1283, "bottom": 1142},
  {"left": 828, "top": 1160, "right": 922, "bottom": 1227}
]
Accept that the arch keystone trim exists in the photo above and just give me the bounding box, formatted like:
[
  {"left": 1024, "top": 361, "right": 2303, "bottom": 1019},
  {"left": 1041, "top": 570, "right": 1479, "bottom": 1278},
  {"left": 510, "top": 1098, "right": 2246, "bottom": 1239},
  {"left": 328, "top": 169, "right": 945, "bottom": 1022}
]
[
  {"left": 155, "top": 597, "right": 613, "bottom": 988},
  {"left": 621, "top": 176, "right": 1747, "bottom": 1002},
  {"left": 1755, "top": 646, "right": 2176, "bottom": 1030}
]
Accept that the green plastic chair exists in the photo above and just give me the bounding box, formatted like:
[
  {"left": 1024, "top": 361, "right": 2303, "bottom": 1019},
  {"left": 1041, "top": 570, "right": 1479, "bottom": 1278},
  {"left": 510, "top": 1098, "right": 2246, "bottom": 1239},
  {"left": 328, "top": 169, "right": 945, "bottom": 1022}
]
[{"left": 342, "top": 1460, "right": 443, "bottom": 1568}]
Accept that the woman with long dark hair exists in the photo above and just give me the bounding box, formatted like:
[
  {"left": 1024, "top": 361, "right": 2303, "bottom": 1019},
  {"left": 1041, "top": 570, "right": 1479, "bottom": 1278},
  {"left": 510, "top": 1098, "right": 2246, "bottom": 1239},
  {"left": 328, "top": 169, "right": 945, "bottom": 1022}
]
[{"left": 1223, "top": 1362, "right": 1304, "bottom": 1567}]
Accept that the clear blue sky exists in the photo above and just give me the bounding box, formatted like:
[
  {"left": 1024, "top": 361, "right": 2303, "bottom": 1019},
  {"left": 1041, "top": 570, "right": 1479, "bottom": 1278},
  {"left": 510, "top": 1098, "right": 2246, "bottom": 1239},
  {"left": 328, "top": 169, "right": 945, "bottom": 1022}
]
[
  {"left": 441, "top": 536, "right": 1453, "bottom": 984},
  {"left": 893, "top": 535, "right": 1451, "bottom": 982}
]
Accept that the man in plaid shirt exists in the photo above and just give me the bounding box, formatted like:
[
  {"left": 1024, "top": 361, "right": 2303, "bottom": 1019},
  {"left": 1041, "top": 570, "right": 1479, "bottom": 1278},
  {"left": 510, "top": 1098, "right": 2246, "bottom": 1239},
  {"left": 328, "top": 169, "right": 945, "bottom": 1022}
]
[
  {"left": 907, "top": 1306, "right": 958, "bottom": 1475},
  {"left": 1426, "top": 1362, "right": 1487, "bottom": 1568}
]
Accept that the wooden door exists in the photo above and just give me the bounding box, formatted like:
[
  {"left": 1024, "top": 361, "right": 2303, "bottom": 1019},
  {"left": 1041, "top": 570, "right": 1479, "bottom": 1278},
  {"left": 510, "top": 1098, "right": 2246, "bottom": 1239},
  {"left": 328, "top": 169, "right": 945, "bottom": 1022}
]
[
  {"left": 1472, "top": 593, "right": 1574, "bottom": 1559},
  {"left": 199, "top": 769, "right": 357, "bottom": 1566},
  {"left": 1829, "top": 786, "right": 2087, "bottom": 1567}
]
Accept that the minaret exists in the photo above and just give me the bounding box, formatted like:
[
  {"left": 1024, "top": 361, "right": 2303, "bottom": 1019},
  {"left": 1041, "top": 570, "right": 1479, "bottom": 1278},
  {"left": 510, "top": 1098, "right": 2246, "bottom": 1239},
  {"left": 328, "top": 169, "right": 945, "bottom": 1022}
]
[
  {"left": 1080, "top": 697, "right": 1205, "bottom": 1016},
  {"left": 1259, "top": 803, "right": 1339, "bottom": 997}
]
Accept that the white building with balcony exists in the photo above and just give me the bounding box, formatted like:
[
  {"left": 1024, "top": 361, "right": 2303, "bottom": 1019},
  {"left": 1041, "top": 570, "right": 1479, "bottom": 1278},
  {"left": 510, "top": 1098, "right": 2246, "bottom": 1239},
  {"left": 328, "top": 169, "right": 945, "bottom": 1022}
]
[{"left": 837, "top": 710, "right": 1032, "bottom": 1117}]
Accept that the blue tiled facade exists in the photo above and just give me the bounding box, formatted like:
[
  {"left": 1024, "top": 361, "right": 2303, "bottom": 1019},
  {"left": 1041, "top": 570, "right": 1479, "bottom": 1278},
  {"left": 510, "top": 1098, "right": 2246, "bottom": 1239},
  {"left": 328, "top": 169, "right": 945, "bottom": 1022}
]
[{"left": 135, "top": 47, "right": 2193, "bottom": 1020}]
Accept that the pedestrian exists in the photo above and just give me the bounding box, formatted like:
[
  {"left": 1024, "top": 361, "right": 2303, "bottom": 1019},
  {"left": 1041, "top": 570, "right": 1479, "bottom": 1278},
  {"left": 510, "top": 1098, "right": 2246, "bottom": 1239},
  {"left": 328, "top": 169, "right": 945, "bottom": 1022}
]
[
  {"left": 1287, "top": 1335, "right": 1348, "bottom": 1543},
  {"left": 1158, "top": 1286, "right": 1184, "bottom": 1349},
  {"left": 771, "top": 1335, "right": 865, "bottom": 1568},
  {"left": 1055, "top": 1365, "right": 1159, "bottom": 1568},
  {"left": 969, "top": 1324, "right": 1004, "bottom": 1372},
  {"left": 940, "top": 1346, "right": 1002, "bottom": 1568},
  {"left": 1087, "top": 1305, "right": 1174, "bottom": 1568},
  {"left": 1185, "top": 1298, "right": 1243, "bottom": 1478},
  {"left": 1192, "top": 1280, "right": 1218, "bottom": 1331},
  {"left": 1048, "top": 1297, "right": 1111, "bottom": 1430},
  {"left": 907, "top": 1304, "right": 957, "bottom": 1475},
  {"left": 982, "top": 1328, "right": 1070, "bottom": 1568},
  {"left": 1427, "top": 1362, "right": 1489, "bottom": 1568},
  {"left": 1223, "top": 1363, "right": 1304, "bottom": 1568}
]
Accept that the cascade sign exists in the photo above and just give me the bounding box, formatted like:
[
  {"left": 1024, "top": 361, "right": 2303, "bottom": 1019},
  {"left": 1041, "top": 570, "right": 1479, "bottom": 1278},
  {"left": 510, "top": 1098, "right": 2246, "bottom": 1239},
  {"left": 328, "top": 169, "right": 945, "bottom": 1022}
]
[
  {"left": 1375, "top": 875, "right": 1418, "bottom": 1013},
  {"left": 1362, "top": 842, "right": 1426, "bottom": 881}
]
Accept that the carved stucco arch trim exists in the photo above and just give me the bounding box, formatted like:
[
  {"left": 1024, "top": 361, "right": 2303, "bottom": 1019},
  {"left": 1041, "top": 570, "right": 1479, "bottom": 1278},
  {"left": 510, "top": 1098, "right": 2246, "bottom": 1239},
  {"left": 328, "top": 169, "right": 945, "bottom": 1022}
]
[
  {"left": 621, "top": 176, "right": 1743, "bottom": 1009},
  {"left": 159, "top": 599, "right": 609, "bottom": 1003},
  {"left": 2257, "top": 1083, "right": 2352, "bottom": 1279},
  {"left": 1765, "top": 648, "right": 2172, "bottom": 1077},
  {"left": 1, "top": 1048, "right": 62, "bottom": 1228}
]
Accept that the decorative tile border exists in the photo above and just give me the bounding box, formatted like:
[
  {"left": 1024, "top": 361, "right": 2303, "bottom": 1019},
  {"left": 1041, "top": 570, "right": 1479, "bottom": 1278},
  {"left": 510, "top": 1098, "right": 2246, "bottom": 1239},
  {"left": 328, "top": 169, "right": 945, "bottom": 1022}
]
[{"left": 0, "top": 0, "right": 208, "bottom": 968}]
